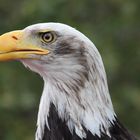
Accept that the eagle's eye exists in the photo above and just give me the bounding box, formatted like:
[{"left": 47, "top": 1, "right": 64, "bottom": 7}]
[{"left": 41, "top": 31, "right": 55, "bottom": 43}]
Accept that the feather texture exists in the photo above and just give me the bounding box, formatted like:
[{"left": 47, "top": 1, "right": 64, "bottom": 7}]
[
  {"left": 42, "top": 104, "right": 137, "bottom": 140},
  {"left": 20, "top": 23, "right": 138, "bottom": 140}
]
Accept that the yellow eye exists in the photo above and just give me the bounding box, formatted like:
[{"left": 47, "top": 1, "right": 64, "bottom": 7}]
[{"left": 41, "top": 32, "right": 55, "bottom": 43}]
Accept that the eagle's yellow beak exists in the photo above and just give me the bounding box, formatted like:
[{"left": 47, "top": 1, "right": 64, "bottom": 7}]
[{"left": 0, "top": 30, "right": 49, "bottom": 61}]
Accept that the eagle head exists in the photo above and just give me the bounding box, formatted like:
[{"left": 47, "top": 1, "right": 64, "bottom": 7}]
[{"left": 0, "top": 23, "right": 116, "bottom": 140}]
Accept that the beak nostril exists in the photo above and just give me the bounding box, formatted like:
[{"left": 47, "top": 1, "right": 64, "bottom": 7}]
[{"left": 12, "top": 36, "right": 18, "bottom": 40}]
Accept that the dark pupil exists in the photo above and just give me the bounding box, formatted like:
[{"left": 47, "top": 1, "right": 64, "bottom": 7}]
[{"left": 44, "top": 33, "right": 51, "bottom": 41}]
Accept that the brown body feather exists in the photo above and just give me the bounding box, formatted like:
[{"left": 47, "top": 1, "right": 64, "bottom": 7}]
[{"left": 43, "top": 104, "right": 138, "bottom": 140}]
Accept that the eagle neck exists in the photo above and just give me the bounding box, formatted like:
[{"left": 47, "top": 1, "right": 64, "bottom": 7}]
[
  {"left": 36, "top": 42, "right": 116, "bottom": 140},
  {"left": 36, "top": 71, "right": 116, "bottom": 140}
]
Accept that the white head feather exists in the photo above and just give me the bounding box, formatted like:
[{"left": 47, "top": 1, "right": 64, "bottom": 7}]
[{"left": 21, "top": 23, "right": 116, "bottom": 140}]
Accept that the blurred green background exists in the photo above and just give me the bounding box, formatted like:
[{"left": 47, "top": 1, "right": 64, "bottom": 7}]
[{"left": 0, "top": 0, "right": 139, "bottom": 139}]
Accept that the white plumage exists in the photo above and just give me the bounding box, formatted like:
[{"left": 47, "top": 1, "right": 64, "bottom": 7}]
[
  {"left": 22, "top": 23, "right": 116, "bottom": 140},
  {"left": 0, "top": 23, "right": 137, "bottom": 140}
]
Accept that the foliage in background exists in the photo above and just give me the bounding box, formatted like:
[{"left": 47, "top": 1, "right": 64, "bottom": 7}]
[{"left": 0, "top": 0, "right": 139, "bottom": 139}]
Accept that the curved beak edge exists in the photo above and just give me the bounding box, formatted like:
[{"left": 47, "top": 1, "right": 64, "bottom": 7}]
[{"left": 0, "top": 30, "right": 49, "bottom": 61}]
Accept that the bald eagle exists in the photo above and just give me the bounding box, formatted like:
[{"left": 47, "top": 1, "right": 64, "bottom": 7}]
[{"left": 0, "top": 23, "right": 138, "bottom": 140}]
